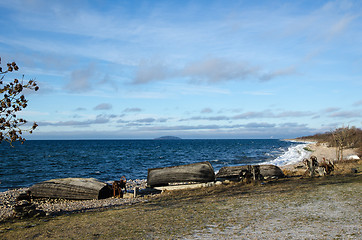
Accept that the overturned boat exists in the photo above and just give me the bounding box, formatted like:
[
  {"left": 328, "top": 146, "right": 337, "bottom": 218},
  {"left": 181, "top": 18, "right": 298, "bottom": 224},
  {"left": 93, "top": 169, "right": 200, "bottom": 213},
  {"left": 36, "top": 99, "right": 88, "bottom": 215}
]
[
  {"left": 147, "top": 161, "right": 215, "bottom": 187},
  {"left": 29, "top": 178, "right": 113, "bottom": 200},
  {"left": 216, "top": 164, "right": 285, "bottom": 180}
]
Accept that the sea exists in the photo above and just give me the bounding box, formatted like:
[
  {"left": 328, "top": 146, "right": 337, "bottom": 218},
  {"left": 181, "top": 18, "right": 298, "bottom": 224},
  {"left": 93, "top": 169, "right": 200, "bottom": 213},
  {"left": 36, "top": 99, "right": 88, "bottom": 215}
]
[{"left": 0, "top": 139, "right": 311, "bottom": 192}]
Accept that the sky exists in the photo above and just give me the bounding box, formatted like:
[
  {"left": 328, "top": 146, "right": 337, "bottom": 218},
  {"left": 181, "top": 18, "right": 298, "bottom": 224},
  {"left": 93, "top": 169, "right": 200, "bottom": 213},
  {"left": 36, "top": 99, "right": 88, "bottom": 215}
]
[{"left": 0, "top": 0, "right": 361, "bottom": 140}]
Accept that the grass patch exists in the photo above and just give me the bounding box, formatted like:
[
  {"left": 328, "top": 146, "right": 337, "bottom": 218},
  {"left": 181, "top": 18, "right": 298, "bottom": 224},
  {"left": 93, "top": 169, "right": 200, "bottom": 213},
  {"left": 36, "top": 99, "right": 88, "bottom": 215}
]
[{"left": 303, "top": 147, "right": 313, "bottom": 152}]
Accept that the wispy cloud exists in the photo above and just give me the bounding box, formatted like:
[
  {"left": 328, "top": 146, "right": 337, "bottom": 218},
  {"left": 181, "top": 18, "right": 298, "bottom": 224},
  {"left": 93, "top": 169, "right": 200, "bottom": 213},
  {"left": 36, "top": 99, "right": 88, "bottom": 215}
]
[
  {"left": 180, "top": 109, "right": 316, "bottom": 122},
  {"left": 133, "top": 60, "right": 172, "bottom": 84},
  {"left": 328, "top": 111, "right": 362, "bottom": 118},
  {"left": 93, "top": 103, "right": 112, "bottom": 111},
  {"left": 201, "top": 108, "right": 213, "bottom": 114},
  {"left": 130, "top": 57, "right": 298, "bottom": 85},
  {"left": 353, "top": 100, "right": 362, "bottom": 107},
  {"left": 243, "top": 122, "right": 276, "bottom": 128},
  {"left": 180, "top": 116, "right": 230, "bottom": 122},
  {"left": 39, "top": 115, "right": 110, "bottom": 127},
  {"left": 242, "top": 91, "right": 273, "bottom": 96},
  {"left": 65, "top": 64, "right": 96, "bottom": 93},
  {"left": 323, "top": 107, "right": 341, "bottom": 113},
  {"left": 123, "top": 108, "right": 142, "bottom": 113},
  {"left": 134, "top": 117, "right": 168, "bottom": 124},
  {"left": 259, "top": 66, "right": 297, "bottom": 82},
  {"left": 181, "top": 58, "right": 260, "bottom": 83}
]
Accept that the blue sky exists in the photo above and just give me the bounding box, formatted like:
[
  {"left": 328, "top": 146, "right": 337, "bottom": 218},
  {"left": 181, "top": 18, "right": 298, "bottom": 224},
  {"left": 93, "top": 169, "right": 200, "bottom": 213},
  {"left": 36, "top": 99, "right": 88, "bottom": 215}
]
[{"left": 1, "top": 0, "right": 361, "bottom": 139}]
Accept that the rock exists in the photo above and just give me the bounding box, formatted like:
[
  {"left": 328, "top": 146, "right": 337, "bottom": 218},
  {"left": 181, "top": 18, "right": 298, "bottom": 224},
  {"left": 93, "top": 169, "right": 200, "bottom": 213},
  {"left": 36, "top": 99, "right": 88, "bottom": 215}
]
[{"left": 347, "top": 155, "right": 360, "bottom": 160}]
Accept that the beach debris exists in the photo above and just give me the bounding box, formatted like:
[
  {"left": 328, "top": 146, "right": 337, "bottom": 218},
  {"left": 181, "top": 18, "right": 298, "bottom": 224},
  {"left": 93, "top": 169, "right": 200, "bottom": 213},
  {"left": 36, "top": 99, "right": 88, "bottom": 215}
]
[
  {"left": 147, "top": 161, "right": 215, "bottom": 188},
  {"left": 303, "top": 156, "right": 335, "bottom": 177},
  {"left": 216, "top": 164, "right": 284, "bottom": 182},
  {"left": 29, "top": 178, "right": 113, "bottom": 200},
  {"left": 240, "top": 165, "right": 263, "bottom": 183},
  {"left": 13, "top": 200, "right": 45, "bottom": 219},
  {"left": 318, "top": 158, "right": 335, "bottom": 176},
  {"left": 112, "top": 176, "right": 127, "bottom": 198},
  {"left": 16, "top": 190, "right": 32, "bottom": 203},
  {"left": 303, "top": 156, "right": 319, "bottom": 177}
]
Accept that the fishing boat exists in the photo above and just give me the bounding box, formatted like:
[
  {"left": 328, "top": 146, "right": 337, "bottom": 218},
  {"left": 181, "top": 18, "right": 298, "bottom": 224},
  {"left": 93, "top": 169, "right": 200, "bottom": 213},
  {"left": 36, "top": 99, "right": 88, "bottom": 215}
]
[
  {"left": 147, "top": 161, "right": 215, "bottom": 187},
  {"left": 216, "top": 164, "right": 285, "bottom": 180},
  {"left": 29, "top": 178, "right": 112, "bottom": 200}
]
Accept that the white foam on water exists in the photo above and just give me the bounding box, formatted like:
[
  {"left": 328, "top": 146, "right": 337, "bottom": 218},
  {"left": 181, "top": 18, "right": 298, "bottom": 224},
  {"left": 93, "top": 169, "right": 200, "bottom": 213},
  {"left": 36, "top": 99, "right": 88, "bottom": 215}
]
[{"left": 264, "top": 141, "right": 314, "bottom": 166}]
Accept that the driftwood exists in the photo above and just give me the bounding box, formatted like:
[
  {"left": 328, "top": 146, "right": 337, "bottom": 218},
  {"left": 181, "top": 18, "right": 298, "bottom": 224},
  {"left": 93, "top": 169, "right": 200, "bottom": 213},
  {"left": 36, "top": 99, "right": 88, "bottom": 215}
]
[
  {"left": 147, "top": 161, "right": 215, "bottom": 187},
  {"left": 303, "top": 156, "right": 319, "bottom": 177},
  {"left": 303, "top": 156, "right": 335, "bottom": 177},
  {"left": 29, "top": 178, "right": 112, "bottom": 200},
  {"left": 216, "top": 164, "right": 285, "bottom": 181}
]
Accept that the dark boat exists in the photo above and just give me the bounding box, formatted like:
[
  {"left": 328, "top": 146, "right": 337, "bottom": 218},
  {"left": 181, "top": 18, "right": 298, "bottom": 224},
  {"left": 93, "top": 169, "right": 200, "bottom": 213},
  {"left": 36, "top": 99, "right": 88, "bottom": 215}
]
[
  {"left": 147, "top": 161, "right": 215, "bottom": 187},
  {"left": 216, "top": 164, "right": 285, "bottom": 180},
  {"left": 29, "top": 178, "right": 112, "bottom": 200}
]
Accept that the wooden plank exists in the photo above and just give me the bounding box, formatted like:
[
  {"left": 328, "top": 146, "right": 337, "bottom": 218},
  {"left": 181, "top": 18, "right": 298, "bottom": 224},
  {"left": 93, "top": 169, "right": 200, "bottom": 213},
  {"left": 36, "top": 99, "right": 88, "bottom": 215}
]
[
  {"left": 29, "top": 178, "right": 112, "bottom": 200},
  {"left": 147, "top": 161, "right": 215, "bottom": 187},
  {"left": 153, "top": 181, "right": 221, "bottom": 192}
]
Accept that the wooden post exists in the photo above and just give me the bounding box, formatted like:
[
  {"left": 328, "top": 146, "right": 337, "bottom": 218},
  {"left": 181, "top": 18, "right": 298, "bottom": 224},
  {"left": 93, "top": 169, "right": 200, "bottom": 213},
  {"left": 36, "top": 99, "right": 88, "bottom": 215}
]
[{"left": 133, "top": 187, "right": 138, "bottom": 198}]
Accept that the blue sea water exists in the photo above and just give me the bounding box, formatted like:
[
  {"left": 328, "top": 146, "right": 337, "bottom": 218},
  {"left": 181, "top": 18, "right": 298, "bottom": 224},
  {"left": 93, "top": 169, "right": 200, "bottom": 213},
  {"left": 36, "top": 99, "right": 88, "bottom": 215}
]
[{"left": 0, "top": 139, "right": 310, "bottom": 192}]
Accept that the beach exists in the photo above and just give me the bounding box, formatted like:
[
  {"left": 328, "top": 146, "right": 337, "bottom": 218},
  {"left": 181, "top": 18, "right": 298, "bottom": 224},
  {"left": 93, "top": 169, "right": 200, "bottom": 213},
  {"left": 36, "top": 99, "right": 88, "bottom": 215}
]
[
  {"left": 0, "top": 142, "right": 361, "bottom": 239},
  {"left": 280, "top": 141, "right": 359, "bottom": 175}
]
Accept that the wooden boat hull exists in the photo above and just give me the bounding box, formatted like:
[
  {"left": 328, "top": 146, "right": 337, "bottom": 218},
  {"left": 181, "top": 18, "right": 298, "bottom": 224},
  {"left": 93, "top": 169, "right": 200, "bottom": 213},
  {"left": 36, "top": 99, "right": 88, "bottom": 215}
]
[
  {"left": 216, "top": 164, "right": 285, "bottom": 180},
  {"left": 29, "top": 178, "right": 112, "bottom": 200},
  {"left": 147, "top": 161, "right": 215, "bottom": 187}
]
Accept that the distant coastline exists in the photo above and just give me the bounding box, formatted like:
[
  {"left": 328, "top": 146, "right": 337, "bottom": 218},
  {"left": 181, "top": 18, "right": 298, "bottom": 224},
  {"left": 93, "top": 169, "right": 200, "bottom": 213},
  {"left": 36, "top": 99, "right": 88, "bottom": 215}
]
[{"left": 154, "top": 136, "right": 182, "bottom": 140}]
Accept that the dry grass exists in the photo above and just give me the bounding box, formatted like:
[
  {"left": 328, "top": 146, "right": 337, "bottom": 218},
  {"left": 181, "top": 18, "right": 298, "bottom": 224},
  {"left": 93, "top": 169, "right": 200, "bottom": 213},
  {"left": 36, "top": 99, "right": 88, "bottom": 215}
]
[{"left": 1, "top": 161, "right": 361, "bottom": 239}]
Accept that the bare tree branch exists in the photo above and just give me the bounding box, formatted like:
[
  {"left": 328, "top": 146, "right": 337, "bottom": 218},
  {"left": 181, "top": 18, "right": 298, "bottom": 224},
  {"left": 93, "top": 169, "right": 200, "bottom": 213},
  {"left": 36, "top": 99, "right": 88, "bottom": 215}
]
[{"left": 0, "top": 57, "right": 39, "bottom": 145}]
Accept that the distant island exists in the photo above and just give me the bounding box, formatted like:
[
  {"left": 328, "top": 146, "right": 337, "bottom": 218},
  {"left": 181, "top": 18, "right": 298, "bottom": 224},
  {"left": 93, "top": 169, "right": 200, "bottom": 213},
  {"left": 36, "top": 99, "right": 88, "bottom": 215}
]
[{"left": 154, "top": 136, "right": 182, "bottom": 140}]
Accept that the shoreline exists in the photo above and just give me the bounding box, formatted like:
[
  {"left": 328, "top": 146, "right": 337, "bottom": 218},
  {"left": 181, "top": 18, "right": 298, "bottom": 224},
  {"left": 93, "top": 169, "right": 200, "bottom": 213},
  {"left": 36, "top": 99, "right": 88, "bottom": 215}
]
[
  {"left": 264, "top": 140, "right": 312, "bottom": 166},
  {"left": 1, "top": 141, "right": 360, "bottom": 222}
]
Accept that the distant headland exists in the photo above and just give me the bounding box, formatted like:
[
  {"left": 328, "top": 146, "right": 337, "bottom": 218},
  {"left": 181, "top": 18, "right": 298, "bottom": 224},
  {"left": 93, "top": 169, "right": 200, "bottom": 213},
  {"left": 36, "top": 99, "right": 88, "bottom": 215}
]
[{"left": 154, "top": 136, "right": 182, "bottom": 140}]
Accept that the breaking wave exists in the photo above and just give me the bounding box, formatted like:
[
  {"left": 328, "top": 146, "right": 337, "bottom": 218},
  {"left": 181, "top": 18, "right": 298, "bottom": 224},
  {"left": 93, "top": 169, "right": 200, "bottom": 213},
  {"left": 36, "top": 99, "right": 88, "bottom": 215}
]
[{"left": 264, "top": 141, "right": 313, "bottom": 166}]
